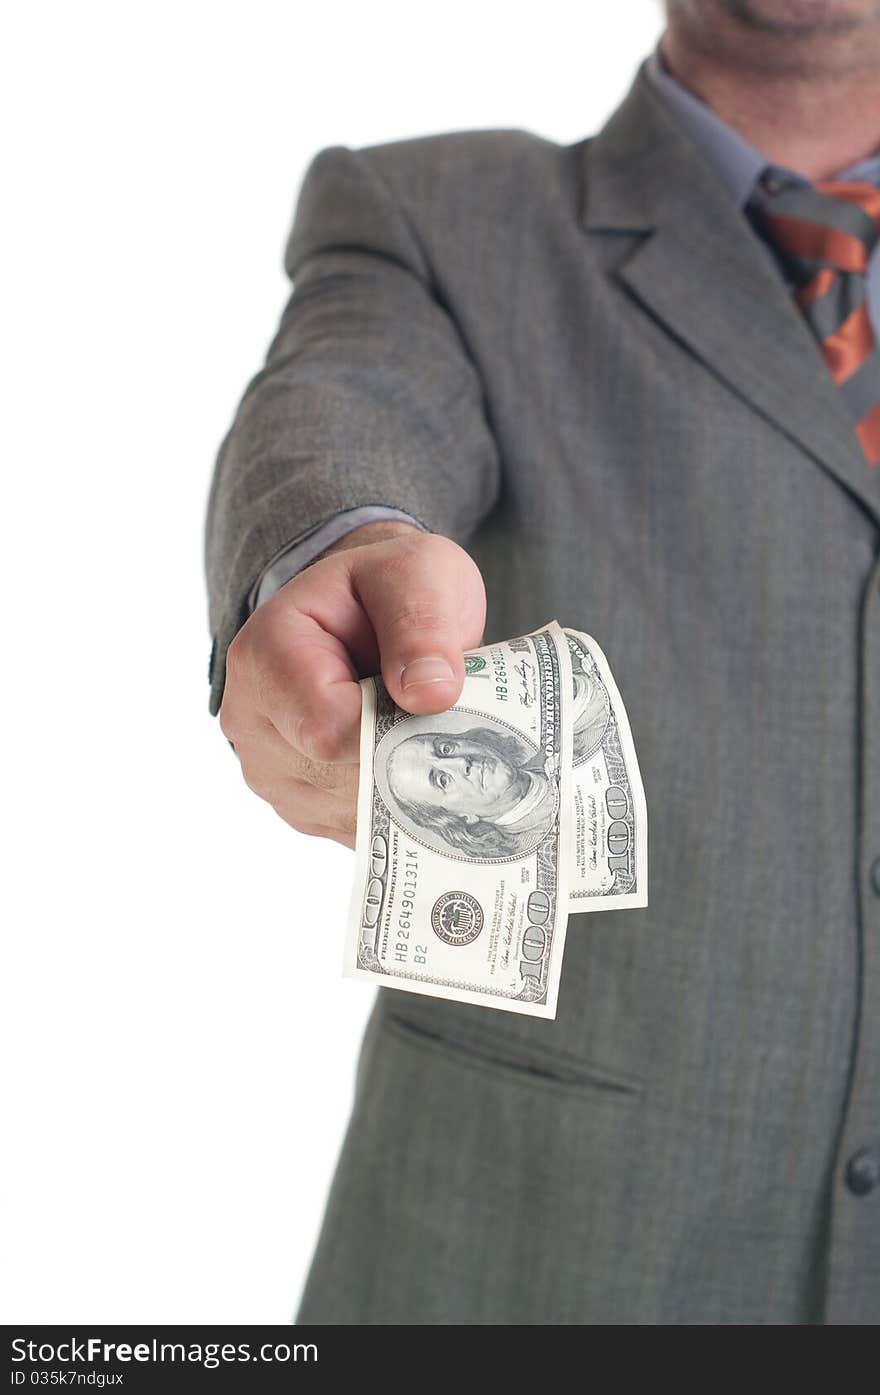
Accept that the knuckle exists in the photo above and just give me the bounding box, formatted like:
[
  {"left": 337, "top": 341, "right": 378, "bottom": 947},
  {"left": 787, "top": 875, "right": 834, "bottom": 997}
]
[
  {"left": 388, "top": 599, "right": 454, "bottom": 638},
  {"left": 229, "top": 609, "right": 303, "bottom": 713},
  {"left": 380, "top": 535, "right": 436, "bottom": 583},
  {"left": 286, "top": 808, "right": 318, "bottom": 837},
  {"left": 382, "top": 530, "right": 475, "bottom": 584},
  {"left": 308, "top": 760, "right": 340, "bottom": 791},
  {"left": 294, "top": 820, "right": 326, "bottom": 840},
  {"left": 423, "top": 533, "right": 485, "bottom": 596},
  {"left": 218, "top": 701, "right": 237, "bottom": 742},
  {"left": 223, "top": 626, "right": 253, "bottom": 686},
  {"left": 252, "top": 623, "right": 318, "bottom": 720},
  {"left": 415, "top": 531, "right": 467, "bottom": 573},
  {"left": 240, "top": 760, "right": 275, "bottom": 803},
  {"left": 282, "top": 796, "right": 329, "bottom": 839},
  {"left": 296, "top": 715, "right": 347, "bottom": 767}
]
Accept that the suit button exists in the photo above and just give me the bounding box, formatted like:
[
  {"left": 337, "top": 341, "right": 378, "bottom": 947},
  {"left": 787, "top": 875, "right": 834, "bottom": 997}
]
[
  {"left": 871, "top": 856, "right": 880, "bottom": 897},
  {"left": 845, "top": 1149, "right": 880, "bottom": 1196}
]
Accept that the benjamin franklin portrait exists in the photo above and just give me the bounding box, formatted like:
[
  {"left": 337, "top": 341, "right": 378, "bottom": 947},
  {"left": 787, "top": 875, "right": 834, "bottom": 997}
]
[{"left": 375, "top": 711, "right": 558, "bottom": 861}]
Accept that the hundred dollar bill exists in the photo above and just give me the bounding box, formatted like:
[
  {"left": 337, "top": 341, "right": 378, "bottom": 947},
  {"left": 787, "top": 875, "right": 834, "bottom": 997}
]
[
  {"left": 345, "top": 622, "right": 574, "bottom": 1018},
  {"left": 564, "top": 630, "right": 648, "bottom": 911}
]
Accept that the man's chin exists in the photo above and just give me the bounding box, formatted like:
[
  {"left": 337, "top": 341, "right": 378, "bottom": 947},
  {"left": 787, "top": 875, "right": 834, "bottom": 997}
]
[{"left": 721, "top": 0, "right": 880, "bottom": 35}]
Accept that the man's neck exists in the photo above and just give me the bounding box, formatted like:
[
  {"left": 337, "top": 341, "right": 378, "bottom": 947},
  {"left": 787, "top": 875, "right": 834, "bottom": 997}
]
[{"left": 661, "top": 32, "right": 880, "bottom": 179}]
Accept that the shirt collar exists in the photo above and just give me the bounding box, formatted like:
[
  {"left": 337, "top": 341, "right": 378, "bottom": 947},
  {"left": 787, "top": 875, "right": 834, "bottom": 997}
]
[{"left": 645, "top": 45, "right": 880, "bottom": 204}]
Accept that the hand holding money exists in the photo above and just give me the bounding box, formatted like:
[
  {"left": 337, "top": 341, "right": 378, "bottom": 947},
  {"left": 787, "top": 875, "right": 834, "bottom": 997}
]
[
  {"left": 347, "top": 623, "right": 647, "bottom": 1018},
  {"left": 217, "top": 523, "right": 647, "bottom": 1021},
  {"left": 218, "top": 524, "right": 485, "bottom": 847}
]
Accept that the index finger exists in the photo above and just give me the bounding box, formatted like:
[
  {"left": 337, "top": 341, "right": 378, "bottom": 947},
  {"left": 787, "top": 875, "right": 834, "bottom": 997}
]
[{"left": 253, "top": 605, "right": 364, "bottom": 766}]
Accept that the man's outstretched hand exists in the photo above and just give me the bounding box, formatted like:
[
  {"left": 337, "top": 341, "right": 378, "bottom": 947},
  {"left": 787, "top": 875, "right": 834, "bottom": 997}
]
[{"left": 219, "top": 523, "right": 487, "bottom": 848}]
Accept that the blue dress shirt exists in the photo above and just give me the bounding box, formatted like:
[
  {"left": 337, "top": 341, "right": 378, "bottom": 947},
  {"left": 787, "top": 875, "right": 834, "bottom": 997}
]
[{"left": 646, "top": 47, "right": 880, "bottom": 330}]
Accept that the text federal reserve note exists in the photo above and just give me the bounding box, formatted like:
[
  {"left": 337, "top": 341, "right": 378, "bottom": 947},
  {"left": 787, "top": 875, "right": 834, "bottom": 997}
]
[
  {"left": 565, "top": 629, "right": 648, "bottom": 911},
  {"left": 345, "top": 622, "right": 574, "bottom": 1018}
]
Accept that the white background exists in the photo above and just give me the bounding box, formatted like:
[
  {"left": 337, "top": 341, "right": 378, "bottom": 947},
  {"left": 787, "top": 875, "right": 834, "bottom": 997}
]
[{"left": 1, "top": 0, "right": 662, "bottom": 1322}]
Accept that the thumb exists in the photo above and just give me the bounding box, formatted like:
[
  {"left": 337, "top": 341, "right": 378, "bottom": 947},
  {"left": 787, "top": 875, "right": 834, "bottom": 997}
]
[{"left": 352, "top": 533, "right": 486, "bottom": 715}]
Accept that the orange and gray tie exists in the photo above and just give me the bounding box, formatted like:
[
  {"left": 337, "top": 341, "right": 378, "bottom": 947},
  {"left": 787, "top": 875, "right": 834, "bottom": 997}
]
[{"left": 748, "top": 169, "right": 880, "bottom": 466}]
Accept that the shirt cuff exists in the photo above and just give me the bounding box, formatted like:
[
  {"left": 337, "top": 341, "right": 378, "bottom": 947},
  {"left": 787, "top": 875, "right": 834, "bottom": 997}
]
[{"left": 249, "top": 506, "right": 425, "bottom": 610}]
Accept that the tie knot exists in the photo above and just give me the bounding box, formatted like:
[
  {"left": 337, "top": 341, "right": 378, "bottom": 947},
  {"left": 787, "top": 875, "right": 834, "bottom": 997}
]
[{"left": 749, "top": 168, "right": 880, "bottom": 278}]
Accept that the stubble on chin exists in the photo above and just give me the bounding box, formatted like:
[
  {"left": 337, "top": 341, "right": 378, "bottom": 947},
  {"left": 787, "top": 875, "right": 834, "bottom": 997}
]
[
  {"left": 666, "top": 0, "right": 880, "bottom": 76},
  {"left": 714, "top": 0, "right": 880, "bottom": 34}
]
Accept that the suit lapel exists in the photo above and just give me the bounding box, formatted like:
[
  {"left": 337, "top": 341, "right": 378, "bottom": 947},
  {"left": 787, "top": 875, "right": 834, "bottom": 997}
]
[{"left": 580, "top": 66, "right": 880, "bottom": 525}]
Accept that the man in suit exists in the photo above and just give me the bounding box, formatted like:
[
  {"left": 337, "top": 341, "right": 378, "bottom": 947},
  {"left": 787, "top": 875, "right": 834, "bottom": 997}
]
[{"left": 206, "top": 0, "right": 880, "bottom": 1322}]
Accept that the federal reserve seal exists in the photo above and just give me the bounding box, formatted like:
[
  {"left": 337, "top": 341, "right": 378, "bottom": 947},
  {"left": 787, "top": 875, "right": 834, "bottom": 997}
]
[{"left": 431, "top": 892, "right": 484, "bottom": 947}]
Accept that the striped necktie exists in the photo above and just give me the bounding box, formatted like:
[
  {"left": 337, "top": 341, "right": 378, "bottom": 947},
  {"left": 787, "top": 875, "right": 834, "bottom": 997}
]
[{"left": 747, "top": 168, "right": 880, "bottom": 466}]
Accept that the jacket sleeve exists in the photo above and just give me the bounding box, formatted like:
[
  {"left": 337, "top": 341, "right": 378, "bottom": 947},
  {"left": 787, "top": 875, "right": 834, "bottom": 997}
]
[
  {"left": 204, "top": 142, "right": 502, "bottom": 715},
  {"left": 249, "top": 506, "right": 426, "bottom": 611}
]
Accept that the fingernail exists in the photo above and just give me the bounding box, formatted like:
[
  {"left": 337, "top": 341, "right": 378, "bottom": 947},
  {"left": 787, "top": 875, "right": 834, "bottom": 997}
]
[{"left": 401, "top": 656, "right": 455, "bottom": 689}]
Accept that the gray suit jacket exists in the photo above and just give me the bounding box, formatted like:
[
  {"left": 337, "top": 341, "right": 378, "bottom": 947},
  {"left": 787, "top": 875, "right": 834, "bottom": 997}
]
[{"left": 204, "top": 66, "right": 880, "bottom": 1323}]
